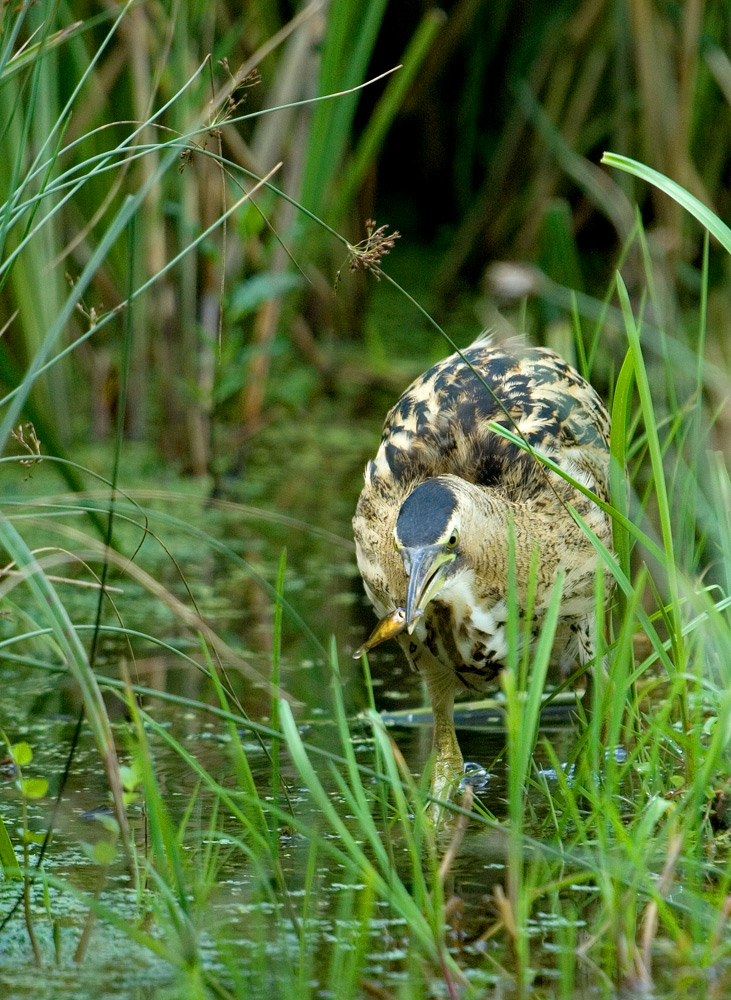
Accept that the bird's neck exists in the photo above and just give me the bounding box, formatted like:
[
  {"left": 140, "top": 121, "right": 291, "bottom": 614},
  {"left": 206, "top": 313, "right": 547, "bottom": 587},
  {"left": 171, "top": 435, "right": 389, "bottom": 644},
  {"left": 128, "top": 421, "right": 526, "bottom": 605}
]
[{"left": 459, "top": 482, "right": 568, "bottom": 599}]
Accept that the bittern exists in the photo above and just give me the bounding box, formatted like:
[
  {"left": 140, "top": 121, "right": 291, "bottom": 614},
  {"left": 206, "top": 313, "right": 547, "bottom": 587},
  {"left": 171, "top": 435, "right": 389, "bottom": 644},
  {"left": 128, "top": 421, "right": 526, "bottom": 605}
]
[{"left": 353, "top": 336, "right": 611, "bottom": 798}]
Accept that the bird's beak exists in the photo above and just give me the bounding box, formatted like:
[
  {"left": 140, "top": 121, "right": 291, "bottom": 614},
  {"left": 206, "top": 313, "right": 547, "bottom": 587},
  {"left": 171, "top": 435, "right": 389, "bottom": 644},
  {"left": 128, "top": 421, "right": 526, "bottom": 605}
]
[{"left": 402, "top": 545, "right": 456, "bottom": 633}]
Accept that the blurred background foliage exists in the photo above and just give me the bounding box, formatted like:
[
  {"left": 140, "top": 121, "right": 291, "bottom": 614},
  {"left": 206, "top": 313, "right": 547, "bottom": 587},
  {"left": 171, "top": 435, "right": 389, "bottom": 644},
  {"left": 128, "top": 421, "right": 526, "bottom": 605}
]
[{"left": 1, "top": 0, "right": 731, "bottom": 484}]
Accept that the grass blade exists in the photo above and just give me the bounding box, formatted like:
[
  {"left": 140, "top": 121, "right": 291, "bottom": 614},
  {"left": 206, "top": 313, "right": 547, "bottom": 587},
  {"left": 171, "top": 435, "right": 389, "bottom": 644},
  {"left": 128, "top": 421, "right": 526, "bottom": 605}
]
[{"left": 602, "top": 152, "right": 731, "bottom": 252}]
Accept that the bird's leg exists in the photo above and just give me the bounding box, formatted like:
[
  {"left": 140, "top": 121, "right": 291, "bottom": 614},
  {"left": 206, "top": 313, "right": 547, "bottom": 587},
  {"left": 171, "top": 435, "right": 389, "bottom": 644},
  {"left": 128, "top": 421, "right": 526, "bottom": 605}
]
[{"left": 423, "top": 668, "right": 463, "bottom": 804}]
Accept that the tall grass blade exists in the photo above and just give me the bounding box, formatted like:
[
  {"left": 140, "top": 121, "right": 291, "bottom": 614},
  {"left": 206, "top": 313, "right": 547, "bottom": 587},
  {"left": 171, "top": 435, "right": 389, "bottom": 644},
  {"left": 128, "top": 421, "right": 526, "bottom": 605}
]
[
  {"left": 602, "top": 152, "right": 731, "bottom": 252},
  {"left": 503, "top": 568, "right": 564, "bottom": 982},
  {"left": 615, "top": 272, "right": 688, "bottom": 705},
  {"left": 299, "top": 0, "right": 388, "bottom": 218},
  {"left": 610, "top": 348, "right": 634, "bottom": 614},
  {"left": 270, "top": 548, "right": 287, "bottom": 845},
  {"left": 0, "top": 514, "right": 133, "bottom": 872},
  {"left": 335, "top": 9, "right": 446, "bottom": 214}
]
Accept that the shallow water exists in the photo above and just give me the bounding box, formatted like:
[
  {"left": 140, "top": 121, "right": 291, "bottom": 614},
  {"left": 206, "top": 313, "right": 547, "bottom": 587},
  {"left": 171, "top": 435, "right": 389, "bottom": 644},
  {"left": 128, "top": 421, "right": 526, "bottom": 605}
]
[
  {"left": 0, "top": 422, "right": 715, "bottom": 998},
  {"left": 0, "top": 663, "right": 582, "bottom": 998}
]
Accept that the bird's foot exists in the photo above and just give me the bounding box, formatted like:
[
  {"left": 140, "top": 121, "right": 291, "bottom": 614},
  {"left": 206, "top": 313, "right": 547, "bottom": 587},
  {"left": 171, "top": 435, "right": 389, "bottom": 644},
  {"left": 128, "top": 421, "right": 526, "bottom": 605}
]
[{"left": 427, "top": 748, "right": 466, "bottom": 827}]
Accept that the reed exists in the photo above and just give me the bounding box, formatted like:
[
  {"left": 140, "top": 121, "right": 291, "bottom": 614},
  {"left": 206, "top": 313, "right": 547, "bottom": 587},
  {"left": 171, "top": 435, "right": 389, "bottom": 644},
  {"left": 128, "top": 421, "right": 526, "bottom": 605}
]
[{"left": 1, "top": 3, "right": 731, "bottom": 999}]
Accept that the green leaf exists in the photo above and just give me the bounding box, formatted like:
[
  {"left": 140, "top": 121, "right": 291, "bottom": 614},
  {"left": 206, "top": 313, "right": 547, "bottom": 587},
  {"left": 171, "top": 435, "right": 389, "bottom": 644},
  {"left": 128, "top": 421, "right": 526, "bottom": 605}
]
[
  {"left": 21, "top": 777, "right": 48, "bottom": 799},
  {"left": 120, "top": 764, "right": 140, "bottom": 792},
  {"left": 11, "top": 742, "right": 32, "bottom": 766},
  {"left": 22, "top": 831, "right": 46, "bottom": 845},
  {"left": 97, "top": 814, "right": 120, "bottom": 835},
  {"left": 0, "top": 815, "right": 20, "bottom": 879},
  {"left": 602, "top": 153, "right": 731, "bottom": 253},
  {"left": 93, "top": 840, "right": 117, "bottom": 866},
  {"left": 227, "top": 273, "right": 302, "bottom": 321}
]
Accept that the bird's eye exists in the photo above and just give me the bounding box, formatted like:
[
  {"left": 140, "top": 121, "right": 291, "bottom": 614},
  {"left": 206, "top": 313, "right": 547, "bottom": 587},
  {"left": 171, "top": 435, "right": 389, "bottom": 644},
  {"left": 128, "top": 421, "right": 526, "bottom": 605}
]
[{"left": 447, "top": 530, "right": 459, "bottom": 549}]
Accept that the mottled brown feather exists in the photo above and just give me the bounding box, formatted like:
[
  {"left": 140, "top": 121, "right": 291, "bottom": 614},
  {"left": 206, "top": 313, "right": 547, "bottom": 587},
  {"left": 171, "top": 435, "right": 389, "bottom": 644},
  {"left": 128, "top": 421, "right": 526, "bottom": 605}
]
[{"left": 353, "top": 337, "right": 613, "bottom": 794}]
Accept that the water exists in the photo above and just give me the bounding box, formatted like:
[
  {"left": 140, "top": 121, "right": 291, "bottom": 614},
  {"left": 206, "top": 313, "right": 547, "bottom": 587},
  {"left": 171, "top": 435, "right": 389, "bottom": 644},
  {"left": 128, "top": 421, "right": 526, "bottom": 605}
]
[{"left": 0, "top": 420, "right": 711, "bottom": 998}]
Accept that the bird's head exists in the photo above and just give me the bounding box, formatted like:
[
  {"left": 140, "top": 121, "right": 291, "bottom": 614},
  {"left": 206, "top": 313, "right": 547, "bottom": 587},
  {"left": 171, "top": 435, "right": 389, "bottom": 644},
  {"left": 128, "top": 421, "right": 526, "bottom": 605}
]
[{"left": 394, "top": 477, "right": 467, "bottom": 633}]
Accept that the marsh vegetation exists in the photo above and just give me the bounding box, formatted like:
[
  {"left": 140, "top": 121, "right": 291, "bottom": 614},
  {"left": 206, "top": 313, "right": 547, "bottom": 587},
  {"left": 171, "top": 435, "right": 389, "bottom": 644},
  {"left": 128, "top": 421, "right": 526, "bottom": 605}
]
[{"left": 2, "top": 2, "right": 731, "bottom": 998}]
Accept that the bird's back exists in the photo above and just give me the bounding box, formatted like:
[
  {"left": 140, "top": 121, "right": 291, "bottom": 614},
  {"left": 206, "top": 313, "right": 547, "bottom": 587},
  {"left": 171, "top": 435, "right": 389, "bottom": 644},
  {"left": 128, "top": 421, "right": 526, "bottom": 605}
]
[{"left": 366, "top": 338, "right": 610, "bottom": 505}]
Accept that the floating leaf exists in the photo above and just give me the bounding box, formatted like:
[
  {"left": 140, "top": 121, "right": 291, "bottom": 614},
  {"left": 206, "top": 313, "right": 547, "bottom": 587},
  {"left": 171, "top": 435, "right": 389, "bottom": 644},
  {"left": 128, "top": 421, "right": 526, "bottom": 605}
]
[
  {"left": 22, "top": 831, "right": 46, "bottom": 845},
  {"left": 93, "top": 840, "right": 117, "bottom": 866},
  {"left": 11, "top": 742, "right": 32, "bottom": 766},
  {"left": 21, "top": 778, "right": 48, "bottom": 799},
  {"left": 120, "top": 765, "right": 139, "bottom": 792}
]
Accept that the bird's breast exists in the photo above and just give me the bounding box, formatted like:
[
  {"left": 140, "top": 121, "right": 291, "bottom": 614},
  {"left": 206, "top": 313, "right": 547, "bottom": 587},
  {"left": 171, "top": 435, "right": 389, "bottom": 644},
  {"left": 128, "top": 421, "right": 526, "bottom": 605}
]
[{"left": 411, "top": 574, "right": 510, "bottom": 691}]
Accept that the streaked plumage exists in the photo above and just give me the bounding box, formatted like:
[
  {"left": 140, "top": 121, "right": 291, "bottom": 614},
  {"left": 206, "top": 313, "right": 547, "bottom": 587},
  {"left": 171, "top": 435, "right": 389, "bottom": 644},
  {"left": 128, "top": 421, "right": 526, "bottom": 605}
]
[{"left": 353, "top": 336, "right": 612, "bottom": 799}]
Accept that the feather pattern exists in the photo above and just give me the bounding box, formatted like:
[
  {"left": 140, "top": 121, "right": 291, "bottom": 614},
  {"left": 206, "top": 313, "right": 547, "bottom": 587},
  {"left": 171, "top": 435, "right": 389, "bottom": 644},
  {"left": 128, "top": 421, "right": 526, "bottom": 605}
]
[{"left": 353, "top": 337, "right": 613, "bottom": 794}]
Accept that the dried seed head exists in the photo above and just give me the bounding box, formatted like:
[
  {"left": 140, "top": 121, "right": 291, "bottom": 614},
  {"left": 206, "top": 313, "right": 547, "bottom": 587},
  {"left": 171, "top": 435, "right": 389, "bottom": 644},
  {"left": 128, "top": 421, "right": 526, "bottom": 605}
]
[
  {"left": 11, "top": 423, "right": 42, "bottom": 473},
  {"left": 335, "top": 219, "right": 401, "bottom": 290}
]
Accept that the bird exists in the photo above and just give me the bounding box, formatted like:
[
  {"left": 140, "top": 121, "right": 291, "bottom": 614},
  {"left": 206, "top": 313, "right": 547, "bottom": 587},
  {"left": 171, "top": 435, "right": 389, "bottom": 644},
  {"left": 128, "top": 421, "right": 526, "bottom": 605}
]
[{"left": 353, "top": 335, "right": 612, "bottom": 800}]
